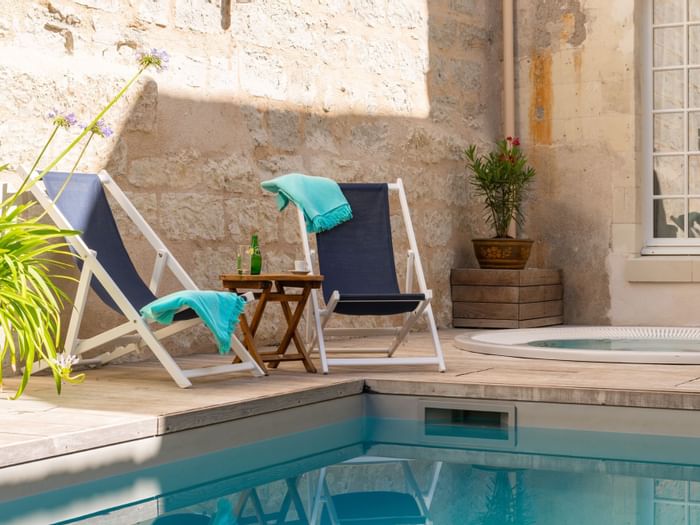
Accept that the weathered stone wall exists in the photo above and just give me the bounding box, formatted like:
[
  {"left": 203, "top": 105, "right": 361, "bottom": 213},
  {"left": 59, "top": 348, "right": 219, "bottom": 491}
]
[
  {"left": 515, "top": 0, "right": 700, "bottom": 327},
  {"left": 0, "top": 0, "right": 501, "bottom": 357},
  {"left": 514, "top": 0, "right": 636, "bottom": 324}
]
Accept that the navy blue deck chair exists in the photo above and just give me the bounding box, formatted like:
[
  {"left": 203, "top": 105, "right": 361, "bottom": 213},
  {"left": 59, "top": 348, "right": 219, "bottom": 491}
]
[
  {"left": 297, "top": 179, "right": 445, "bottom": 373},
  {"left": 21, "top": 169, "right": 264, "bottom": 388}
]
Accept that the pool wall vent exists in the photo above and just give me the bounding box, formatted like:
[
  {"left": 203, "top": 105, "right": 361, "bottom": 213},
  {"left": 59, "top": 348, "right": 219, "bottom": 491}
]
[{"left": 418, "top": 400, "right": 516, "bottom": 448}]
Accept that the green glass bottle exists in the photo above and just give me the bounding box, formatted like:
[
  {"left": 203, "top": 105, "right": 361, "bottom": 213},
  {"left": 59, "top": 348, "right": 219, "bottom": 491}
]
[{"left": 250, "top": 233, "right": 262, "bottom": 275}]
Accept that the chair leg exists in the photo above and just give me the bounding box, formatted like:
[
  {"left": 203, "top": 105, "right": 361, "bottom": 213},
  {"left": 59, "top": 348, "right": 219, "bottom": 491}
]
[
  {"left": 64, "top": 264, "right": 92, "bottom": 356},
  {"left": 135, "top": 320, "right": 192, "bottom": 388},
  {"left": 425, "top": 304, "right": 446, "bottom": 372},
  {"left": 386, "top": 300, "right": 430, "bottom": 357},
  {"left": 229, "top": 335, "right": 266, "bottom": 377},
  {"left": 311, "top": 467, "right": 338, "bottom": 525},
  {"left": 307, "top": 291, "right": 336, "bottom": 356},
  {"left": 99, "top": 342, "right": 140, "bottom": 365},
  {"left": 402, "top": 461, "right": 429, "bottom": 516},
  {"left": 311, "top": 289, "right": 329, "bottom": 374}
]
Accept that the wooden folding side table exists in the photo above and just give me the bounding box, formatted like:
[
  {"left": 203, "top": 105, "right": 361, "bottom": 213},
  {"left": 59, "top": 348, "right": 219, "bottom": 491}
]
[{"left": 220, "top": 273, "right": 323, "bottom": 373}]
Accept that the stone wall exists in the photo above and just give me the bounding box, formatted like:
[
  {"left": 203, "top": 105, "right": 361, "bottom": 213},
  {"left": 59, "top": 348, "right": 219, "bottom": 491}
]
[
  {"left": 0, "top": 0, "right": 501, "bottom": 357},
  {"left": 514, "top": 0, "right": 636, "bottom": 324},
  {"left": 514, "top": 0, "right": 700, "bottom": 327}
]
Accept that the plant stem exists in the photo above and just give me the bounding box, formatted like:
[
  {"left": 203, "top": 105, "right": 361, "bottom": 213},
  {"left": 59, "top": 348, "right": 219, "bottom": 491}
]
[
  {"left": 21, "top": 66, "right": 147, "bottom": 196},
  {"left": 10, "top": 126, "right": 59, "bottom": 206},
  {"left": 37, "top": 132, "right": 95, "bottom": 220},
  {"left": 28, "top": 126, "right": 59, "bottom": 180}
]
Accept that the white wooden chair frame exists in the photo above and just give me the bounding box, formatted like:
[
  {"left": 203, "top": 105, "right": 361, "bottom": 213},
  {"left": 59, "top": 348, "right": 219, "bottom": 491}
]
[
  {"left": 298, "top": 178, "right": 446, "bottom": 374},
  {"left": 17, "top": 168, "right": 264, "bottom": 388},
  {"left": 309, "top": 457, "right": 443, "bottom": 525}
]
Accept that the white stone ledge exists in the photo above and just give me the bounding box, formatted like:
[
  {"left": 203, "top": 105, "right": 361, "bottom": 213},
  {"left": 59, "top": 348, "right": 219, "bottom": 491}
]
[{"left": 624, "top": 256, "right": 700, "bottom": 282}]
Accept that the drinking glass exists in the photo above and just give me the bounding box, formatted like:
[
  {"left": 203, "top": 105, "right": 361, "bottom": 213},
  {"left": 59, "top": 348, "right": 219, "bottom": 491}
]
[{"left": 236, "top": 244, "right": 251, "bottom": 275}]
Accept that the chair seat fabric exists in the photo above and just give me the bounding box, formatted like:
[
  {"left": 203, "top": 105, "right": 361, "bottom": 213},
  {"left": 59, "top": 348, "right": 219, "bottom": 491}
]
[
  {"left": 322, "top": 491, "right": 425, "bottom": 525},
  {"left": 335, "top": 293, "right": 425, "bottom": 316},
  {"left": 172, "top": 308, "right": 198, "bottom": 321},
  {"left": 44, "top": 173, "right": 201, "bottom": 324},
  {"left": 43, "top": 172, "right": 158, "bottom": 312}
]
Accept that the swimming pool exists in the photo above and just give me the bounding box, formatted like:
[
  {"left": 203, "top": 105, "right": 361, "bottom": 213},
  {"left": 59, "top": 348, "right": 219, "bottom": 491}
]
[
  {"left": 3, "top": 395, "right": 700, "bottom": 524},
  {"left": 455, "top": 326, "right": 700, "bottom": 363}
]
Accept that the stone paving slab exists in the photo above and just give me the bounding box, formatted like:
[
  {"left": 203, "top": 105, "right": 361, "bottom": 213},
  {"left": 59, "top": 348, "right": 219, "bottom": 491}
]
[{"left": 3, "top": 329, "right": 700, "bottom": 468}]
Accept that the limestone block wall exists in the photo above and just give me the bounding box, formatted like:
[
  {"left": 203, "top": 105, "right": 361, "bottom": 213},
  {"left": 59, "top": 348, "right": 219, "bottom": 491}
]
[
  {"left": 515, "top": 0, "right": 700, "bottom": 327},
  {"left": 0, "top": 0, "right": 501, "bottom": 357},
  {"left": 514, "top": 0, "right": 636, "bottom": 324}
]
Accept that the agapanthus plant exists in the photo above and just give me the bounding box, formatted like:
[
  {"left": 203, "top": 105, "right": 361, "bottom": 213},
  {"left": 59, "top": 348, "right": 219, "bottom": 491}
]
[
  {"left": 138, "top": 48, "right": 169, "bottom": 70},
  {"left": 1, "top": 48, "right": 168, "bottom": 398}
]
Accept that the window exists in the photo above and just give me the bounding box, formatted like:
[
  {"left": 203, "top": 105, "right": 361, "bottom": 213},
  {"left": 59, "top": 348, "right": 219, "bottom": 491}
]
[
  {"left": 645, "top": 0, "right": 700, "bottom": 253},
  {"left": 653, "top": 479, "right": 700, "bottom": 524}
]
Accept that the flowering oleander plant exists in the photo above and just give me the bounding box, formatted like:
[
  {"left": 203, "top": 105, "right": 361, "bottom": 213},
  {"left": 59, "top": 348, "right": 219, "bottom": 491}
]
[
  {"left": 464, "top": 136, "right": 536, "bottom": 239},
  {"left": 0, "top": 49, "right": 168, "bottom": 398}
]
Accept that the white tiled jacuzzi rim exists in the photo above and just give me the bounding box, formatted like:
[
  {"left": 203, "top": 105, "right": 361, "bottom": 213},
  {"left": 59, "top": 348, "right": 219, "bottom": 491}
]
[{"left": 455, "top": 326, "right": 700, "bottom": 364}]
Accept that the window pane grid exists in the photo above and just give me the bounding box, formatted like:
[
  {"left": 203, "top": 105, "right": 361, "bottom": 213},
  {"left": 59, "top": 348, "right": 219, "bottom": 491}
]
[{"left": 651, "top": 0, "right": 700, "bottom": 243}]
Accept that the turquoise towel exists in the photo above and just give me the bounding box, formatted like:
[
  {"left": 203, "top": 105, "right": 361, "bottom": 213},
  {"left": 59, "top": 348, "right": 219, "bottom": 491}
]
[
  {"left": 211, "top": 499, "right": 236, "bottom": 525},
  {"left": 260, "top": 173, "right": 352, "bottom": 232},
  {"left": 140, "top": 290, "right": 246, "bottom": 354}
]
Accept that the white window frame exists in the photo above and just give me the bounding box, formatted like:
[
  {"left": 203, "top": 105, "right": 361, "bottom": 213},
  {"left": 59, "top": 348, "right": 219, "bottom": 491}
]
[{"left": 643, "top": 0, "right": 700, "bottom": 254}]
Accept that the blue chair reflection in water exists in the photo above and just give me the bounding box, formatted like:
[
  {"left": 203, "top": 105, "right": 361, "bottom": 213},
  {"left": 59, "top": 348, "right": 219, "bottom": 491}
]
[
  {"left": 22, "top": 169, "right": 264, "bottom": 388},
  {"left": 152, "top": 513, "right": 212, "bottom": 525},
  {"left": 235, "top": 477, "right": 309, "bottom": 524},
  {"left": 310, "top": 458, "right": 443, "bottom": 525},
  {"left": 151, "top": 499, "right": 239, "bottom": 525}
]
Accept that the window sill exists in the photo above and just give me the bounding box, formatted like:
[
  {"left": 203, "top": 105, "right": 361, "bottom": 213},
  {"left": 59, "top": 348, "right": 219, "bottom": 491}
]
[{"left": 625, "top": 256, "right": 700, "bottom": 282}]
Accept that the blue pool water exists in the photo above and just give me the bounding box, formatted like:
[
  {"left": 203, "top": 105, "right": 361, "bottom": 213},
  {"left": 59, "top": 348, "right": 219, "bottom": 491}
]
[
  {"left": 529, "top": 337, "right": 700, "bottom": 352},
  {"left": 3, "top": 417, "right": 700, "bottom": 524}
]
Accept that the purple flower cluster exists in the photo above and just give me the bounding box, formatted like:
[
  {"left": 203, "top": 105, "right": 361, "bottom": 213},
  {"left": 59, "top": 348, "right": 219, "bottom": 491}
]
[
  {"left": 48, "top": 109, "right": 77, "bottom": 129},
  {"left": 81, "top": 119, "right": 114, "bottom": 138},
  {"left": 138, "top": 48, "right": 170, "bottom": 71}
]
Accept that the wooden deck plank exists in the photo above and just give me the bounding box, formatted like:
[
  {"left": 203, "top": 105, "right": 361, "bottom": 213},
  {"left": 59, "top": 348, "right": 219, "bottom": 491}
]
[{"left": 4, "top": 328, "right": 700, "bottom": 467}]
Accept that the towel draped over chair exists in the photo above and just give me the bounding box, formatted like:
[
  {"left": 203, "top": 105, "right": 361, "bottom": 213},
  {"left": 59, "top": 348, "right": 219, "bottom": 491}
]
[{"left": 25, "top": 170, "right": 265, "bottom": 387}]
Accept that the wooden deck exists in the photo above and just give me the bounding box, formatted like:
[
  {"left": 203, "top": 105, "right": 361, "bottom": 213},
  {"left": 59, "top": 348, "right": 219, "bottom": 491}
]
[{"left": 4, "top": 328, "right": 700, "bottom": 468}]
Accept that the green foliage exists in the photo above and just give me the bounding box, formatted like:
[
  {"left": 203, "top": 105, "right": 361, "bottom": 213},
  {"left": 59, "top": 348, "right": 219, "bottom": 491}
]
[
  {"left": 0, "top": 49, "right": 167, "bottom": 398},
  {"left": 472, "top": 470, "right": 535, "bottom": 525},
  {"left": 0, "top": 172, "right": 83, "bottom": 398},
  {"left": 465, "top": 137, "right": 536, "bottom": 238}
]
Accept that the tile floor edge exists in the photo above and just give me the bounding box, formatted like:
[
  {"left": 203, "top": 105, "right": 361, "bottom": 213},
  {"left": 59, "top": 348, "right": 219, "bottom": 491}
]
[
  {"left": 5, "top": 377, "right": 700, "bottom": 470},
  {"left": 363, "top": 379, "right": 700, "bottom": 410}
]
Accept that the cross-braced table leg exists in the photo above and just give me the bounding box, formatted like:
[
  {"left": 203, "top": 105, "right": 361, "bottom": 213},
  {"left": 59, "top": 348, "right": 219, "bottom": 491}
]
[{"left": 269, "top": 282, "right": 317, "bottom": 373}]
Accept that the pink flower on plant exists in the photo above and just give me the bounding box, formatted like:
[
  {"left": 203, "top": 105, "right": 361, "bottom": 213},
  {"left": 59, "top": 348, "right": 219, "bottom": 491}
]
[{"left": 512, "top": 137, "right": 521, "bottom": 146}]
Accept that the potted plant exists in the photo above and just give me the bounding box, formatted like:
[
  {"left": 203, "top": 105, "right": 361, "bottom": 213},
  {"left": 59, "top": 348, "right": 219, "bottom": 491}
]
[{"left": 464, "top": 136, "right": 536, "bottom": 269}]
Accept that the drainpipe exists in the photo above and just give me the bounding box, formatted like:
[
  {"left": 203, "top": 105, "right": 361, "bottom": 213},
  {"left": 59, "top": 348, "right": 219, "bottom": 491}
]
[
  {"left": 503, "top": 0, "right": 515, "bottom": 139},
  {"left": 503, "top": 0, "right": 517, "bottom": 238}
]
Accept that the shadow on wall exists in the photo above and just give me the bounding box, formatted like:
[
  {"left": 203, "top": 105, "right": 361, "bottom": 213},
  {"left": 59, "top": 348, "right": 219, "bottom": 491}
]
[{"left": 66, "top": 2, "right": 502, "bottom": 355}]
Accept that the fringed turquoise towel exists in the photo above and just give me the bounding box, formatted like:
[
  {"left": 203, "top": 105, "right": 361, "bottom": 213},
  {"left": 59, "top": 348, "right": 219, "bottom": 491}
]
[
  {"left": 261, "top": 173, "right": 353, "bottom": 232},
  {"left": 140, "top": 291, "right": 246, "bottom": 354}
]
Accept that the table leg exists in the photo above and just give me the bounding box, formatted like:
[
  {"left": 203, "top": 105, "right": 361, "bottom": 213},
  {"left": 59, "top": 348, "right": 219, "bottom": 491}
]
[
  {"left": 238, "top": 314, "right": 267, "bottom": 374},
  {"left": 275, "top": 284, "right": 317, "bottom": 373},
  {"left": 229, "top": 287, "right": 268, "bottom": 374},
  {"left": 248, "top": 283, "right": 271, "bottom": 334}
]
